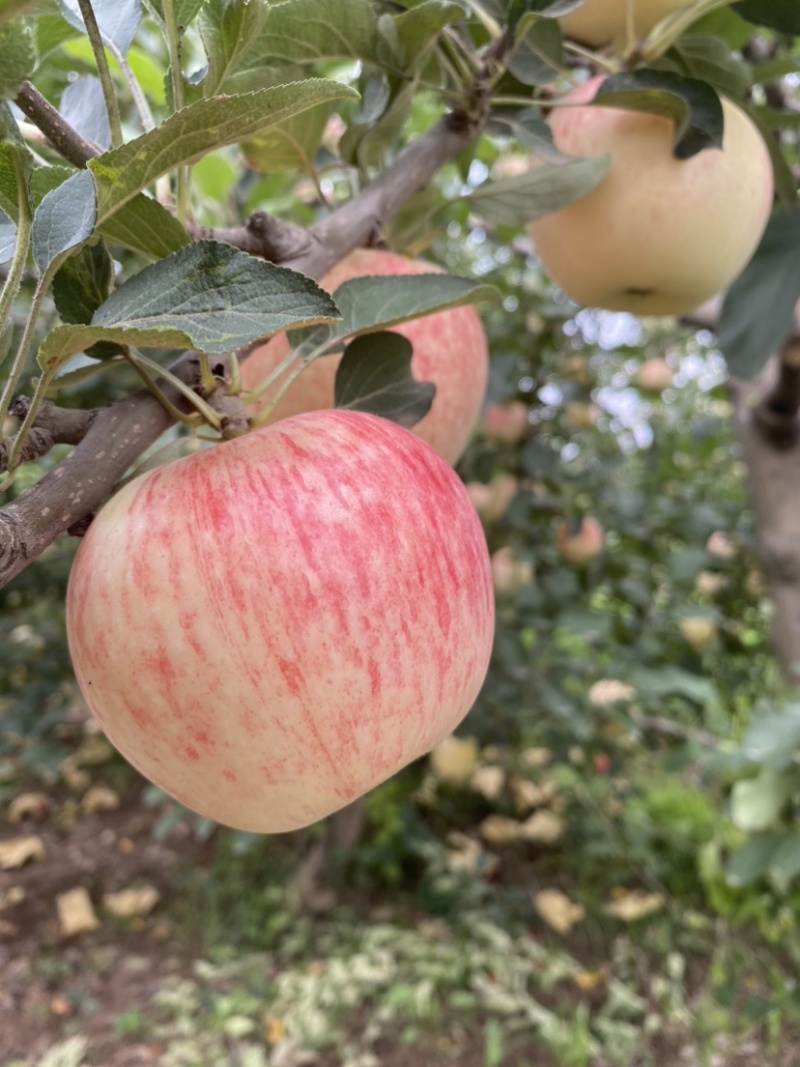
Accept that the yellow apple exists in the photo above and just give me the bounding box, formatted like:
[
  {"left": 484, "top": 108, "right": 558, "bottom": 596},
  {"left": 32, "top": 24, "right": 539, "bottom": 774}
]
[
  {"left": 679, "top": 615, "right": 718, "bottom": 651},
  {"left": 560, "top": 0, "right": 690, "bottom": 49},
  {"left": 527, "top": 77, "right": 774, "bottom": 317}
]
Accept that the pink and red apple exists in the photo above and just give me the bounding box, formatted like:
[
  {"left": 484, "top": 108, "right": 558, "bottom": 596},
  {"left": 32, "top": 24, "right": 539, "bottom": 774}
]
[
  {"left": 528, "top": 77, "right": 774, "bottom": 316},
  {"left": 556, "top": 516, "right": 604, "bottom": 564},
  {"left": 241, "top": 248, "right": 489, "bottom": 466},
  {"left": 66, "top": 410, "right": 495, "bottom": 833}
]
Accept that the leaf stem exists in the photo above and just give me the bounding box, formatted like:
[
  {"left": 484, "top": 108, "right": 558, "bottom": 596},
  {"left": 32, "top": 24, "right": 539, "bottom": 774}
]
[
  {"left": 125, "top": 350, "right": 223, "bottom": 430},
  {"left": 0, "top": 152, "right": 32, "bottom": 343},
  {"left": 2, "top": 364, "right": 57, "bottom": 474},
  {"left": 75, "top": 0, "right": 124, "bottom": 149},
  {"left": 0, "top": 271, "right": 50, "bottom": 430}
]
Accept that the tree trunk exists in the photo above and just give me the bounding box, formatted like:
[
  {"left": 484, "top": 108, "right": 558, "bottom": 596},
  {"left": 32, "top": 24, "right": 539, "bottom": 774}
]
[{"left": 732, "top": 357, "right": 800, "bottom": 685}]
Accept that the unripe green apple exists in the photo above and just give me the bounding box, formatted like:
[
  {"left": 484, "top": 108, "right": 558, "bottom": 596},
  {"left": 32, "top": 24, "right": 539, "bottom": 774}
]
[
  {"left": 66, "top": 410, "right": 495, "bottom": 833},
  {"left": 528, "top": 77, "right": 774, "bottom": 317},
  {"left": 241, "top": 248, "right": 489, "bottom": 466},
  {"left": 556, "top": 516, "right": 604, "bottom": 564},
  {"left": 560, "top": 0, "right": 690, "bottom": 49}
]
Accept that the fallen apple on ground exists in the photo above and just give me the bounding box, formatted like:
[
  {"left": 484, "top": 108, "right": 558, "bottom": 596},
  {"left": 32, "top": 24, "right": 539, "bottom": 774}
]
[
  {"left": 66, "top": 410, "right": 495, "bottom": 833},
  {"left": 241, "top": 248, "right": 489, "bottom": 466},
  {"left": 528, "top": 76, "right": 774, "bottom": 317}
]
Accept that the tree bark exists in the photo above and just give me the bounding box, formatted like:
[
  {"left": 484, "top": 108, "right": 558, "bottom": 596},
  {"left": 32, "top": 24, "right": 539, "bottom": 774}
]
[{"left": 732, "top": 358, "right": 800, "bottom": 685}]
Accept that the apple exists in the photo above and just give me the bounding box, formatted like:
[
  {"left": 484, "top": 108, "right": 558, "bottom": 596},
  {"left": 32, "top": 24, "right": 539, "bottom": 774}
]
[
  {"left": 491, "top": 546, "right": 534, "bottom": 593},
  {"left": 679, "top": 615, "right": 717, "bottom": 651},
  {"left": 636, "top": 356, "right": 673, "bottom": 391},
  {"left": 527, "top": 77, "right": 774, "bottom": 317},
  {"left": 66, "top": 410, "right": 495, "bottom": 834},
  {"left": 480, "top": 401, "right": 530, "bottom": 444},
  {"left": 241, "top": 248, "right": 489, "bottom": 466},
  {"left": 557, "top": 516, "right": 604, "bottom": 564},
  {"left": 466, "top": 473, "right": 518, "bottom": 524},
  {"left": 560, "top": 0, "right": 690, "bottom": 49}
]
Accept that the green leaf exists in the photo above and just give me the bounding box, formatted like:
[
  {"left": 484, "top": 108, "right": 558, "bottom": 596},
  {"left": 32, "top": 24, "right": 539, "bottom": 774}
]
[
  {"left": 595, "top": 69, "right": 723, "bottom": 160},
  {"left": 391, "top": 1, "right": 466, "bottom": 67},
  {"left": 300, "top": 272, "right": 498, "bottom": 349},
  {"left": 149, "top": 0, "right": 206, "bottom": 31},
  {"left": 733, "top": 0, "right": 800, "bottom": 33},
  {"left": 740, "top": 705, "right": 800, "bottom": 768},
  {"left": 31, "top": 168, "right": 96, "bottom": 274},
  {"left": 768, "top": 835, "right": 800, "bottom": 890},
  {"left": 59, "top": 76, "right": 111, "bottom": 150},
  {"left": 334, "top": 331, "right": 436, "bottom": 429},
  {"left": 726, "top": 833, "right": 783, "bottom": 887},
  {"left": 0, "top": 108, "right": 32, "bottom": 224},
  {"left": 241, "top": 0, "right": 379, "bottom": 66},
  {"left": 628, "top": 665, "right": 718, "bottom": 706},
  {"left": 56, "top": 0, "right": 142, "bottom": 54},
  {"left": 508, "top": 15, "right": 562, "bottom": 86},
  {"left": 39, "top": 240, "right": 341, "bottom": 373},
  {"left": 100, "top": 194, "right": 190, "bottom": 258},
  {"left": 52, "top": 238, "right": 114, "bottom": 324},
  {"left": 665, "top": 34, "right": 751, "bottom": 100},
  {"left": 730, "top": 769, "right": 793, "bottom": 832},
  {"left": 466, "top": 155, "right": 610, "bottom": 228},
  {"left": 716, "top": 206, "right": 800, "bottom": 380},
  {"left": 88, "top": 80, "right": 358, "bottom": 223},
  {"left": 198, "top": 0, "right": 269, "bottom": 97},
  {"left": 0, "top": 16, "right": 35, "bottom": 101}
]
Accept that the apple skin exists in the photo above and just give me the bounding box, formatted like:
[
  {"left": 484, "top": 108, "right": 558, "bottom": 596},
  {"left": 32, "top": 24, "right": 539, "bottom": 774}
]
[
  {"left": 679, "top": 616, "right": 717, "bottom": 651},
  {"left": 556, "top": 516, "right": 604, "bottom": 564},
  {"left": 528, "top": 77, "right": 774, "bottom": 317},
  {"left": 481, "top": 401, "right": 529, "bottom": 445},
  {"left": 241, "top": 248, "right": 489, "bottom": 466},
  {"left": 66, "top": 410, "right": 495, "bottom": 834},
  {"left": 560, "top": 0, "right": 689, "bottom": 48}
]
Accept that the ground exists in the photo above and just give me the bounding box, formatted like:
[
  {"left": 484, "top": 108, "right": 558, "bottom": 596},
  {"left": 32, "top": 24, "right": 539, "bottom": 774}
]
[{"left": 2, "top": 751, "right": 800, "bottom": 1067}]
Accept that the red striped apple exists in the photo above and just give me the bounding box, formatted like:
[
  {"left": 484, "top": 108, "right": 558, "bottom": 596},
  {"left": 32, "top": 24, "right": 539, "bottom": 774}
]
[
  {"left": 528, "top": 77, "right": 774, "bottom": 316},
  {"left": 560, "top": 0, "right": 690, "bottom": 48},
  {"left": 241, "top": 248, "right": 489, "bottom": 466},
  {"left": 66, "top": 410, "right": 495, "bottom": 833}
]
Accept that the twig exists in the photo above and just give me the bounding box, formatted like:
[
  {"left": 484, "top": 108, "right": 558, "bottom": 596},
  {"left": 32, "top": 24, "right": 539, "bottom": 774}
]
[
  {"left": 0, "top": 399, "right": 96, "bottom": 471},
  {"left": 14, "top": 81, "right": 97, "bottom": 168}
]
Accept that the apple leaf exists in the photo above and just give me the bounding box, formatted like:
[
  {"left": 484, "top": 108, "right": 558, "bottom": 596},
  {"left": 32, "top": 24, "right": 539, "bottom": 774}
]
[
  {"left": 334, "top": 331, "right": 435, "bottom": 429},
  {"left": 39, "top": 240, "right": 341, "bottom": 372},
  {"left": 665, "top": 34, "right": 751, "bottom": 101},
  {"left": 147, "top": 0, "right": 206, "bottom": 30},
  {"left": 726, "top": 833, "right": 783, "bottom": 887},
  {"left": 59, "top": 76, "right": 111, "bottom": 150},
  {"left": 467, "top": 155, "right": 609, "bottom": 228},
  {"left": 0, "top": 16, "right": 35, "bottom": 100},
  {"left": 55, "top": 0, "right": 142, "bottom": 54},
  {"left": 99, "top": 193, "right": 191, "bottom": 258},
  {"left": 730, "top": 769, "right": 793, "bottom": 833},
  {"left": 508, "top": 13, "right": 562, "bottom": 85},
  {"left": 716, "top": 206, "right": 800, "bottom": 380},
  {"left": 52, "top": 239, "right": 114, "bottom": 325},
  {"left": 197, "top": 0, "right": 268, "bottom": 97},
  {"left": 292, "top": 272, "right": 498, "bottom": 353},
  {"left": 391, "top": 1, "right": 466, "bottom": 66},
  {"left": 594, "top": 69, "right": 723, "bottom": 160},
  {"left": 240, "top": 0, "right": 380, "bottom": 67},
  {"left": 733, "top": 0, "right": 800, "bottom": 34},
  {"left": 506, "top": 0, "right": 585, "bottom": 37},
  {"left": 88, "top": 81, "right": 359, "bottom": 223},
  {"left": 31, "top": 169, "right": 97, "bottom": 274}
]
